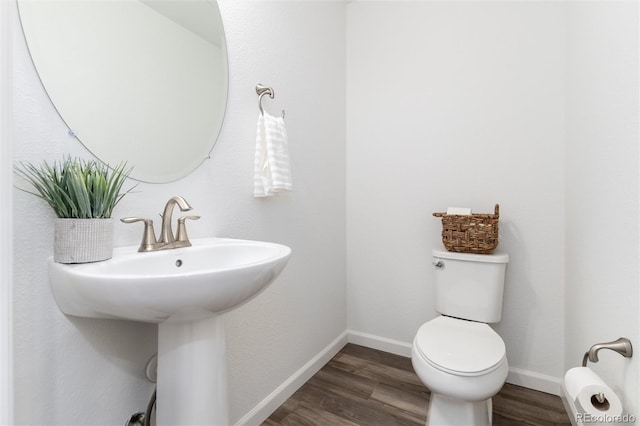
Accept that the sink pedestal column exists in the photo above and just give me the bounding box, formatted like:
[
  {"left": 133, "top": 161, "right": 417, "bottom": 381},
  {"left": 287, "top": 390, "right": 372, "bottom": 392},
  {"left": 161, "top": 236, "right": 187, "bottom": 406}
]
[{"left": 157, "top": 315, "right": 228, "bottom": 425}]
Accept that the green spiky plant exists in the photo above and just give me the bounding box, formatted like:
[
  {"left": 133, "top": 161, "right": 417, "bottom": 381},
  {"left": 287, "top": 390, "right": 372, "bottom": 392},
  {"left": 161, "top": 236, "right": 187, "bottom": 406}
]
[{"left": 14, "top": 157, "right": 135, "bottom": 219}]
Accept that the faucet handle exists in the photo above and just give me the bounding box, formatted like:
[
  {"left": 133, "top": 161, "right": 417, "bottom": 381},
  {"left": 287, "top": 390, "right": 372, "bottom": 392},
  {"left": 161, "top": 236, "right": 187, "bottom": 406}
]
[
  {"left": 121, "top": 217, "right": 158, "bottom": 252},
  {"left": 176, "top": 215, "right": 200, "bottom": 244}
]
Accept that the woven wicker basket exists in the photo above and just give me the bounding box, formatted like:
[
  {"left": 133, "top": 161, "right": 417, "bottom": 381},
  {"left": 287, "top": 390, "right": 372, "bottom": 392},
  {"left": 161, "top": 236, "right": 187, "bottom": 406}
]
[{"left": 433, "top": 204, "right": 499, "bottom": 254}]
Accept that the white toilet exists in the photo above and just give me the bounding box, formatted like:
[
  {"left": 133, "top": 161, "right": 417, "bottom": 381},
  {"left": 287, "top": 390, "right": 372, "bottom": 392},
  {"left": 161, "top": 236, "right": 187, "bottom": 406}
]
[{"left": 411, "top": 249, "right": 509, "bottom": 426}]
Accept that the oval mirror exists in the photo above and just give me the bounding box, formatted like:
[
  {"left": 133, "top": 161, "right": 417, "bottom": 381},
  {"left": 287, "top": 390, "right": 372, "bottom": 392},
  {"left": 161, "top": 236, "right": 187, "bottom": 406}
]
[{"left": 17, "top": 0, "right": 228, "bottom": 183}]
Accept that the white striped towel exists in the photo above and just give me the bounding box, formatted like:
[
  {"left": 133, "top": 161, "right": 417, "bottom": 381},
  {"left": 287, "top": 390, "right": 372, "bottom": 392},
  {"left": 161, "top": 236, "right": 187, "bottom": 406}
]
[{"left": 254, "top": 112, "right": 293, "bottom": 197}]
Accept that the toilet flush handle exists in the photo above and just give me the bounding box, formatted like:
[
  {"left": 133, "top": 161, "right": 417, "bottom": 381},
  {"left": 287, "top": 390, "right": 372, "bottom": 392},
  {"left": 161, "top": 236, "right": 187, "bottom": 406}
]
[{"left": 433, "top": 260, "right": 444, "bottom": 268}]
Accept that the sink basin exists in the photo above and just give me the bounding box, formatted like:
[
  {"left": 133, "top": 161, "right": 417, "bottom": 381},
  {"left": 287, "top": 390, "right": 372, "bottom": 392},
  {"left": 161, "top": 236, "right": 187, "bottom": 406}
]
[
  {"left": 48, "top": 237, "right": 291, "bottom": 323},
  {"left": 48, "top": 237, "right": 291, "bottom": 425}
]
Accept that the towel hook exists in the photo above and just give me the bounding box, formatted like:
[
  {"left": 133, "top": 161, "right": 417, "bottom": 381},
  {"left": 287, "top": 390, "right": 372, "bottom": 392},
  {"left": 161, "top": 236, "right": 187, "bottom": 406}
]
[{"left": 256, "top": 84, "right": 285, "bottom": 119}]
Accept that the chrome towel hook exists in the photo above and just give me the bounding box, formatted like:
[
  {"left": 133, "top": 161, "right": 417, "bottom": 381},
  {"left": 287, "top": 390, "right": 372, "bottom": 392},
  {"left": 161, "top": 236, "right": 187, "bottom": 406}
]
[{"left": 256, "top": 84, "right": 285, "bottom": 119}]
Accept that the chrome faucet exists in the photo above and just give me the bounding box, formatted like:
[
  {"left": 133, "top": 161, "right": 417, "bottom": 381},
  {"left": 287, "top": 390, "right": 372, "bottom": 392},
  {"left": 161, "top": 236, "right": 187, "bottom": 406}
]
[
  {"left": 159, "top": 196, "right": 193, "bottom": 244},
  {"left": 121, "top": 196, "right": 200, "bottom": 252}
]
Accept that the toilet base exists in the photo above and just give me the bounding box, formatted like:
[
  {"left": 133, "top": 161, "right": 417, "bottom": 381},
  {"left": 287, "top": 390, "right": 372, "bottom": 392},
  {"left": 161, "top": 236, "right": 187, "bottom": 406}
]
[{"left": 427, "top": 393, "right": 492, "bottom": 426}]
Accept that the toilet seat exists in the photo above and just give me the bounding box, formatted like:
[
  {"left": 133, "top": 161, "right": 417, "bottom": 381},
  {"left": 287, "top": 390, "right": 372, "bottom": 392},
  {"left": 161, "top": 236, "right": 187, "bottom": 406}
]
[{"left": 415, "top": 316, "right": 505, "bottom": 377}]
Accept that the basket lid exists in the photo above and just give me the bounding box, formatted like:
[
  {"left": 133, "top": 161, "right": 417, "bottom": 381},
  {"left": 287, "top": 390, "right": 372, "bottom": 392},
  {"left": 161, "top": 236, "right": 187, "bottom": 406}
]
[{"left": 432, "top": 249, "right": 509, "bottom": 264}]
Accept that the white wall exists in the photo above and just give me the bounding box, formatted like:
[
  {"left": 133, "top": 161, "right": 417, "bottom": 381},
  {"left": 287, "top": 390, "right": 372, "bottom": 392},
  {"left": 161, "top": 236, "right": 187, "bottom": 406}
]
[
  {"left": 11, "top": 1, "right": 346, "bottom": 424},
  {"left": 0, "top": 1, "right": 14, "bottom": 423},
  {"left": 565, "top": 1, "right": 639, "bottom": 417},
  {"left": 346, "top": 1, "right": 566, "bottom": 393}
]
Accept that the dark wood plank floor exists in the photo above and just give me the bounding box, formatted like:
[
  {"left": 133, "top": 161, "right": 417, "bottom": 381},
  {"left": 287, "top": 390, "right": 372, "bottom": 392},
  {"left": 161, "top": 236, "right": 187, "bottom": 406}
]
[{"left": 264, "top": 344, "right": 571, "bottom": 426}]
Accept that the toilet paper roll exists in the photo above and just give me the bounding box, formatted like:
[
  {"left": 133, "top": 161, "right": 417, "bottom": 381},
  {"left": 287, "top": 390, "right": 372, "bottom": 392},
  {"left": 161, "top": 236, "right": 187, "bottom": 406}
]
[{"left": 564, "top": 367, "right": 623, "bottom": 418}]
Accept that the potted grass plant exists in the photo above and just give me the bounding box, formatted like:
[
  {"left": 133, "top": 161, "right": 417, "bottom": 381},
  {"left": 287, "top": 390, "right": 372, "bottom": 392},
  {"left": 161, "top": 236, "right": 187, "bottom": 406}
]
[{"left": 15, "top": 156, "right": 134, "bottom": 263}]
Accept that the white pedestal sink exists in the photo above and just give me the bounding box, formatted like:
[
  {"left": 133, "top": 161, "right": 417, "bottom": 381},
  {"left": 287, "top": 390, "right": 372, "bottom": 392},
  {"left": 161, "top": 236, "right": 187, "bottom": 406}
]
[{"left": 48, "top": 237, "right": 291, "bottom": 425}]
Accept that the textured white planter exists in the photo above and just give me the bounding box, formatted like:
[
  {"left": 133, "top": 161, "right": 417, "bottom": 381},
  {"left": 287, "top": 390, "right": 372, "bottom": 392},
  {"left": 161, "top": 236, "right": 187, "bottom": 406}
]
[{"left": 54, "top": 218, "right": 114, "bottom": 263}]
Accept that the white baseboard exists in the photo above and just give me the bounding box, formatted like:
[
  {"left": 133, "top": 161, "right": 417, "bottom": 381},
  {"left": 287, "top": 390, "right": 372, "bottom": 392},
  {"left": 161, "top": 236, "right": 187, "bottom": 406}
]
[
  {"left": 346, "top": 329, "right": 412, "bottom": 357},
  {"left": 560, "top": 383, "right": 580, "bottom": 426},
  {"left": 506, "top": 366, "right": 562, "bottom": 396},
  {"left": 234, "top": 331, "right": 348, "bottom": 426},
  {"left": 236, "top": 330, "right": 563, "bottom": 425}
]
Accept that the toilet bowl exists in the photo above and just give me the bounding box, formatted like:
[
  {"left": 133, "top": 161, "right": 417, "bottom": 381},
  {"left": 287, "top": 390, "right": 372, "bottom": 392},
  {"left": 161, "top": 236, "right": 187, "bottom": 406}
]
[
  {"left": 411, "top": 249, "right": 509, "bottom": 425},
  {"left": 412, "top": 316, "right": 508, "bottom": 425}
]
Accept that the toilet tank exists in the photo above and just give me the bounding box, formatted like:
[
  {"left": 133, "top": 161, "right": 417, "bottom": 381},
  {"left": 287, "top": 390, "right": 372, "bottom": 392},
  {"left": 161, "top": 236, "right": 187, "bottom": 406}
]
[{"left": 432, "top": 249, "right": 509, "bottom": 323}]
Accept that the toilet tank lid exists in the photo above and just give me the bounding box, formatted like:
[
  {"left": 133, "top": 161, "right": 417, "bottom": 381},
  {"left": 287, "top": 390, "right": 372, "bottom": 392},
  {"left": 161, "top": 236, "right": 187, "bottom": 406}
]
[{"left": 432, "top": 249, "right": 509, "bottom": 264}]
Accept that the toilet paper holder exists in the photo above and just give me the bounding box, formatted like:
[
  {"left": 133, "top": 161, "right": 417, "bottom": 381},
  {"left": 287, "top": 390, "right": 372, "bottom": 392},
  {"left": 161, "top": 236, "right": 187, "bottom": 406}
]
[{"left": 582, "top": 337, "right": 633, "bottom": 367}]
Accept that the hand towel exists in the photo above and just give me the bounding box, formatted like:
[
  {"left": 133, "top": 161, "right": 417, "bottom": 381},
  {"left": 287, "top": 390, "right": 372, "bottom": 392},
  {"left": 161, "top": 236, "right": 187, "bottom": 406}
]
[{"left": 254, "top": 112, "right": 293, "bottom": 197}]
